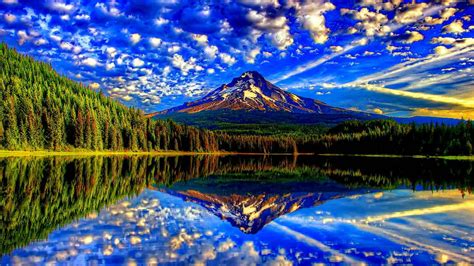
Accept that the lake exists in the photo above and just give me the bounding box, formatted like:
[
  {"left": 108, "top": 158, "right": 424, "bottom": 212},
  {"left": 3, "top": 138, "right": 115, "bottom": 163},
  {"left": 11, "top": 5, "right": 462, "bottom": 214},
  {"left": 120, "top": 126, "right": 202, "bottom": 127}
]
[{"left": 1, "top": 155, "right": 473, "bottom": 265}]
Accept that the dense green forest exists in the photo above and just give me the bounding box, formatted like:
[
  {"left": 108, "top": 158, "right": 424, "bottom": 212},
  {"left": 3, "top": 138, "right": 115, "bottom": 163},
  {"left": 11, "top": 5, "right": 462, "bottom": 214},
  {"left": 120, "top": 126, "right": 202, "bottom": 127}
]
[
  {"left": 1, "top": 43, "right": 473, "bottom": 155},
  {"left": 296, "top": 119, "right": 474, "bottom": 155}
]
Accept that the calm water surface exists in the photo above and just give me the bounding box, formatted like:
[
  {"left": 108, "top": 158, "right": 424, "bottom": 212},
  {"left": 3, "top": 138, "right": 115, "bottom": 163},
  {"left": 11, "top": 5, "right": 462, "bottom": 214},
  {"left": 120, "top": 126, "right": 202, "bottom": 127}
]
[{"left": 1, "top": 155, "right": 473, "bottom": 265}]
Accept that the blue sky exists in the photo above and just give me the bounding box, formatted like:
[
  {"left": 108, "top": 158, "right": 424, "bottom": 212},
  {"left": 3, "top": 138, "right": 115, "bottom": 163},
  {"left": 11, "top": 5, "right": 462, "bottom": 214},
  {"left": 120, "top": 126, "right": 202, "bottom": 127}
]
[{"left": 0, "top": 0, "right": 473, "bottom": 118}]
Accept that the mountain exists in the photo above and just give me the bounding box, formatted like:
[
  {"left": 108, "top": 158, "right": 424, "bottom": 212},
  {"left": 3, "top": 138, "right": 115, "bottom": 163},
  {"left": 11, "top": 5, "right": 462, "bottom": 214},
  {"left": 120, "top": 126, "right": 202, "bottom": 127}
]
[
  {"left": 159, "top": 175, "right": 374, "bottom": 234},
  {"left": 156, "top": 71, "right": 348, "bottom": 114},
  {"left": 161, "top": 189, "right": 360, "bottom": 234},
  {"left": 150, "top": 71, "right": 382, "bottom": 127}
]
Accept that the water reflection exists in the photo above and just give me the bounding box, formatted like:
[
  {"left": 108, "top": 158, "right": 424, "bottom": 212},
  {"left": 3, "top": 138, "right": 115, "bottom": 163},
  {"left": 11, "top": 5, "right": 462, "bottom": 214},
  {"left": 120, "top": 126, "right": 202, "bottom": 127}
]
[{"left": 1, "top": 155, "right": 473, "bottom": 264}]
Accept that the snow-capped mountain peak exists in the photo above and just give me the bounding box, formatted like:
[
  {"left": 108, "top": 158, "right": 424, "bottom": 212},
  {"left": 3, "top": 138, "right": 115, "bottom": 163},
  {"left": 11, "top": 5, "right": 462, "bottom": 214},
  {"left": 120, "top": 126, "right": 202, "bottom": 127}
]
[{"left": 154, "top": 71, "right": 346, "bottom": 115}]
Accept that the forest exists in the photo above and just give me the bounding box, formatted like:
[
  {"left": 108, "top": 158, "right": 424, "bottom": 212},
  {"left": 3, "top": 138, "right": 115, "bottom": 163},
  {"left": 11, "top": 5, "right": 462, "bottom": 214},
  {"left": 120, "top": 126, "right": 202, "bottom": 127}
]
[{"left": 1, "top": 43, "right": 473, "bottom": 156}]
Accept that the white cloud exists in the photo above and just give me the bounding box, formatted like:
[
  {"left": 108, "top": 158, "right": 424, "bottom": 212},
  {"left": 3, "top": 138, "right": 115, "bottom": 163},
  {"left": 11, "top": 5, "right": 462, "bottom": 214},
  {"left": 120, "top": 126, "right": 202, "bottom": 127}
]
[
  {"left": 403, "top": 31, "right": 424, "bottom": 43},
  {"left": 443, "top": 20, "right": 466, "bottom": 34},
  {"left": 238, "top": 0, "right": 279, "bottom": 8},
  {"left": 34, "top": 38, "right": 48, "bottom": 46},
  {"left": 373, "top": 108, "right": 384, "bottom": 115},
  {"left": 207, "top": 68, "right": 215, "bottom": 74},
  {"left": 95, "top": 2, "right": 121, "bottom": 17},
  {"left": 342, "top": 7, "right": 390, "bottom": 37},
  {"left": 394, "top": 3, "right": 429, "bottom": 24},
  {"left": 424, "top": 7, "right": 458, "bottom": 25},
  {"left": 290, "top": 1, "right": 336, "bottom": 44},
  {"left": 46, "top": 1, "right": 75, "bottom": 13},
  {"left": 89, "top": 82, "right": 100, "bottom": 90},
  {"left": 105, "top": 47, "right": 117, "bottom": 58},
  {"left": 59, "top": 41, "right": 73, "bottom": 50},
  {"left": 219, "top": 53, "right": 236, "bottom": 66},
  {"left": 386, "top": 45, "right": 400, "bottom": 52},
  {"left": 434, "top": 45, "right": 449, "bottom": 55},
  {"left": 81, "top": 57, "right": 99, "bottom": 67},
  {"left": 106, "top": 62, "right": 115, "bottom": 70},
  {"left": 191, "top": 34, "right": 208, "bottom": 45},
  {"left": 162, "top": 66, "right": 171, "bottom": 76},
  {"left": 154, "top": 17, "right": 169, "bottom": 26},
  {"left": 330, "top": 46, "right": 343, "bottom": 53},
  {"left": 167, "top": 45, "right": 180, "bottom": 54},
  {"left": 204, "top": 45, "right": 218, "bottom": 59},
  {"left": 431, "top": 37, "right": 474, "bottom": 47},
  {"left": 3, "top": 0, "right": 18, "bottom": 4},
  {"left": 131, "top": 58, "right": 145, "bottom": 68},
  {"left": 59, "top": 41, "right": 81, "bottom": 54},
  {"left": 171, "top": 54, "right": 202, "bottom": 75},
  {"left": 149, "top": 37, "right": 162, "bottom": 48},
  {"left": 245, "top": 47, "right": 261, "bottom": 64},
  {"left": 4, "top": 13, "right": 16, "bottom": 23},
  {"left": 16, "top": 30, "right": 31, "bottom": 45},
  {"left": 246, "top": 10, "right": 293, "bottom": 50},
  {"left": 130, "top": 33, "right": 141, "bottom": 45},
  {"left": 75, "top": 14, "right": 90, "bottom": 21}
]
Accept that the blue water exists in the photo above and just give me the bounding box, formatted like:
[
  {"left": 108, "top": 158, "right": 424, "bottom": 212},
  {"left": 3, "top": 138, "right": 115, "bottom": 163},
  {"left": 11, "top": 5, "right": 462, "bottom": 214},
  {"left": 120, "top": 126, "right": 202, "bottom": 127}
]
[{"left": 3, "top": 189, "right": 473, "bottom": 265}]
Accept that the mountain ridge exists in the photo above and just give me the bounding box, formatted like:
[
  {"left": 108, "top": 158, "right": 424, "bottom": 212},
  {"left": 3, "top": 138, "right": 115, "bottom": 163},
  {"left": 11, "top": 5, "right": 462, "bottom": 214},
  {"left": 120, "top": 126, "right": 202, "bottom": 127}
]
[{"left": 151, "top": 71, "right": 352, "bottom": 116}]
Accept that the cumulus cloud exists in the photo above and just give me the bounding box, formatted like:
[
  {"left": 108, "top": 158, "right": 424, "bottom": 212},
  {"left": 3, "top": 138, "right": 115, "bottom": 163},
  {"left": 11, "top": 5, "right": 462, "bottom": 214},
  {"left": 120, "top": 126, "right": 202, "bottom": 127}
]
[
  {"left": 245, "top": 47, "right": 261, "bottom": 64},
  {"left": 149, "top": 37, "right": 162, "bottom": 48},
  {"left": 246, "top": 10, "right": 293, "bottom": 50},
  {"left": 342, "top": 7, "right": 390, "bottom": 37},
  {"left": 89, "top": 82, "right": 100, "bottom": 89},
  {"left": 424, "top": 7, "right": 458, "bottom": 25},
  {"left": 442, "top": 20, "right": 466, "bottom": 34},
  {"left": 46, "top": 1, "right": 75, "bottom": 13},
  {"left": 130, "top": 33, "right": 141, "bottom": 45},
  {"left": 34, "top": 38, "right": 48, "bottom": 46},
  {"left": 171, "top": 54, "right": 203, "bottom": 75},
  {"left": 434, "top": 46, "right": 449, "bottom": 55},
  {"left": 394, "top": 3, "right": 429, "bottom": 24},
  {"left": 431, "top": 37, "right": 474, "bottom": 47},
  {"left": 403, "top": 31, "right": 424, "bottom": 43},
  {"left": 4, "top": 13, "right": 16, "bottom": 23},
  {"left": 204, "top": 45, "right": 218, "bottom": 59},
  {"left": 330, "top": 46, "right": 343, "bottom": 53},
  {"left": 219, "top": 53, "right": 236, "bottom": 66},
  {"left": 191, "top": 34, "right": 208, "bottom": 45},
  {"left": 81, "top": 57, "right": 100, "bottom": 67},
  {"left": 238, "top": 0, "right": 280, "bottom": 8},
  {"left": 372, "top": 108, "right": 384, "bottom": 115},
  {"left": 131, "top": 58, "right": 145, "bottom": 68},
  {"left": 291, "top": 1, "right": 336, "bottom": 44}
]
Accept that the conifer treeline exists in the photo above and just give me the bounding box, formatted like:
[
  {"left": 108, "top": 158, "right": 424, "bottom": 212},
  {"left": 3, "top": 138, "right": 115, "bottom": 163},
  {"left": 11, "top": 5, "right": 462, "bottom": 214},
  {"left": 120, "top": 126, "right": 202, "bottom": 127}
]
[{"left": 296, "top": 120, "right": 474, "bottom": 155}]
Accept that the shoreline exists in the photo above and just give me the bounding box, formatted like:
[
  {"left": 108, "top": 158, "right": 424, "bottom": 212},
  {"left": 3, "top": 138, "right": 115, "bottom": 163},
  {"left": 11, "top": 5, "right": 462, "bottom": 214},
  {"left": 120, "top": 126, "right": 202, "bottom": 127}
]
[{"left": 1, "top": 150, "right": 473, "bottom": 160}]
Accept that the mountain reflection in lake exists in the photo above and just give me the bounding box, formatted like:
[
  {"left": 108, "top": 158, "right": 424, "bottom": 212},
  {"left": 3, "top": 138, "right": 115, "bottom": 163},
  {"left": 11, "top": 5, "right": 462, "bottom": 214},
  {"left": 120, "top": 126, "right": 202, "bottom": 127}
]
[{"left": 1, "top": 155, "right": 473, "bottom": 265}]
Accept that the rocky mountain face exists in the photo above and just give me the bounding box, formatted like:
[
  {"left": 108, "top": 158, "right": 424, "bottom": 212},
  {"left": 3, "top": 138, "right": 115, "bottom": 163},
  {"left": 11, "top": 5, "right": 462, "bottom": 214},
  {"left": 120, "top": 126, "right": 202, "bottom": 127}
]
[{"left": 154, "top": 71, "right": 348, "bottom": 115}]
